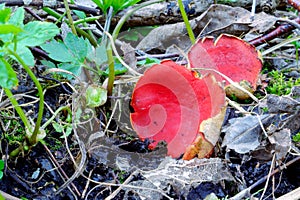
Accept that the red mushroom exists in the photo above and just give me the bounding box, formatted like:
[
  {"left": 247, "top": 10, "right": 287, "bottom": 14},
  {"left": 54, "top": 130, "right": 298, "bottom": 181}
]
[
  {"left": 130, "top": 60, "right": 226, "bottom": 158},
  {"left": 188, "top": 34, "right": 262, "bottom": 100}
]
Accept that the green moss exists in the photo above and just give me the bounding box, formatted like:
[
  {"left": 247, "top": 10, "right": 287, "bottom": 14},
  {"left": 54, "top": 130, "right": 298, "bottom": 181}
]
[{"left": 266, "top": 70, "right": 300, "bottom": 96}]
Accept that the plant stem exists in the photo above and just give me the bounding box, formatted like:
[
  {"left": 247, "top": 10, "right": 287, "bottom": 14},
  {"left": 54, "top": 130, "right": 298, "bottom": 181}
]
[
  {"left": 4, "top": 89, "right": 31, "bottom": 131},
  {"left": 178, "top": 0, "right": 196, "bottom": 44},
  {"left": 106, "top": 44, "right": 115, "bottom": 97},
  {"left": 41, "top": 106, "right": 72, "bottom": 129},
  {"left": 73, "top": 16, "right": 101, "bottom": 26},
  {"left": 8, "top": 49, "right": 44, "bottom": 146},
  {"left": 63, "top": 0, "right": 77, "bottom": 35},
  {"left": 112, "top": 0, "right": 163, "bottom": 41}
]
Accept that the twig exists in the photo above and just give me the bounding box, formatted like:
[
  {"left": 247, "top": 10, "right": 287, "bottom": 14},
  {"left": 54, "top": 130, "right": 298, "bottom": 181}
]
[
  {"left": 81, "top": 169, "right": 93, "bottom": 199},
  {"left": 261, "top": 35, "right": 300, "bottom": 56},
  {"left": 105, "top": 170, "right": 139, "bottom": 200},
  {"left": 259, "top": 154, "right": 276, "bottom": 200},
  {"left": 249, "top": 17, "right": 300, "bottom": 46},
  {"left": 0, "top": 0, "right": 100, "bottom": 15}
]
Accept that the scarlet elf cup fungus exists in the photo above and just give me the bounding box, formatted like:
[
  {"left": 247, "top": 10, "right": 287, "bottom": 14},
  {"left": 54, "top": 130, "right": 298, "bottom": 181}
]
[
  {"left": 130, "top": 60, "right": 226, "bottom": 159},
  {"left": 188, "top": 34, "right": 263, "bottom": 100}
]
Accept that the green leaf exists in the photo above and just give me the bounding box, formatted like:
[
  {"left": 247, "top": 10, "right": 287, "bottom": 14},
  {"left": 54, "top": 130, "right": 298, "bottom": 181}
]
[
  {"left": 41, "top": 33, "right": 92, "bottom": 79},
  {"left": 58, "top": 62, "right": 82, "bottom": 78},
  {"left": 9, "top": 7, "right": 24, "bottom": 26},
  {"left": 87, "top": 43, "right": 107, "bottom": 66},
  {"left": 73, "top": 10, "right": 86, "bottom": 19},
  {"left": 86, "top": 85, "right": 107, "bottom": 107},
  {"left": 0, "top": 24, "right": 23, "bottom": 34},
  {"left": 52, "top": 122, "right": 64, "bottom": 133},
  {"left": 59, "top": 125, "right": 72, "bottom": 138},
  {"left": 41, "top": 40, "right": 74, "bottom": 62},
  {"left": 64, "top": 33, "right": 88, "bottom": 63},
  {"left": 40, "top": 60, "right": 56, "bottom": 69},
  {"left": 10, "top": 45, "right": 35, "bottom": 66},
  {"left": 104, "top": 62, "right": 127, "bottom": 75},
  {"left": 115, "top": 0, "right": 141, "bottom": 12},
  {"left": 92, "top": 0, "right": 111, "bottom": 13},
  {"left": 0, "top": 8, "right": 11, "bottom": 23},
  {"left": 18, "top": 21, "right": 59, "bottom": 47},
  {"left": 0, "top": 57, "right": 18, "bottom": 89},
  {"left": 41, "top": 33, "right": 88, "bottom": 64},
  {"left": 137, "top": 57, "right": 161, "bottom": 66}
]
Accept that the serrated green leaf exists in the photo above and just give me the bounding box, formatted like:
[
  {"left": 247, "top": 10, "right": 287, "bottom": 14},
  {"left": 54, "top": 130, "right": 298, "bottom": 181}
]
[
  {"left": 58, "top": 62, "right": 82, "bottom": 78},
  {"left": 41, "top": 40, "right": 74, "bottom": 62},
  {"left": 64, "top": 33, "right": 87, "bottom": 63},
  {"left": 12, "top": 45, "right": 35, "bottom": 66},
  {"left": 0, "top": 57, "right": 18, "bottom": 89},
  {"left": 9, "top": 7, "right": 24, "bottom": 26},
  {"left": 18, "top": 21, "right": 59, "bottom": 47},
  {"left": 87, "top": 43, "right": 107, "bottom": 66},
  {"left": 0, "top": 24, "right": 23, "bottom": 34},
  {"left": 0, "top": 8, "right": 11, "bottom": 23},
  {"left": 40, "top": 60, "right": 56, "bottom": 69}
]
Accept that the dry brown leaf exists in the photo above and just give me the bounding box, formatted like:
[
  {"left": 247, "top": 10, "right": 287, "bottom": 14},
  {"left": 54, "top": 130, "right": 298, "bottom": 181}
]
[{"left": 136, "top": 4, "right": 277, "bottom": 53}]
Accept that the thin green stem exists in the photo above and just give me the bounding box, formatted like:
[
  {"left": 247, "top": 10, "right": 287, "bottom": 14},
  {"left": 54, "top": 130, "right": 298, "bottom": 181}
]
[
  {"left": 41, "top": 106, "right": 72, "bottom": 129},
  {"left": 75, "top": 27, "right": 98, "bottom": 47},
  {"left": 4, "top": 88, "right": 31, "bottom": 131},
  {"left": 112, "top": 0, "right": 163, "bottom": 41},
  {"left": 8, "top": 49, "right": 44, "bottom": 145},
  {"left": 73, "top": 16, "right": 101, "bottom": 26},
  {"left": 42, "top": 7, "right": 64, "bottom": 23},
  {"left": 63, "top": 0, "right": 77, "bottom": 35},
  {"left": 106, "top": 44, "right": 115, "bottom": 97},
  {"left": 178, "top": 0, "right": 195, "bottom": 44}
]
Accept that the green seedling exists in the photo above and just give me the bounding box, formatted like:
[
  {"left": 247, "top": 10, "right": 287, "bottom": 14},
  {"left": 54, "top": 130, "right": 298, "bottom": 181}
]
[
  {"left": 86, "top": 84, "right": 108, "bottom": 107},
  {"left": 0, "top": 5, "right": 60, "bottom": 156},
  {"left": 266, "top": 70, "right": 300, "bottom": 96},
  {"left": 293, "top": 132, "right": 300, "bottom": 143}
]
